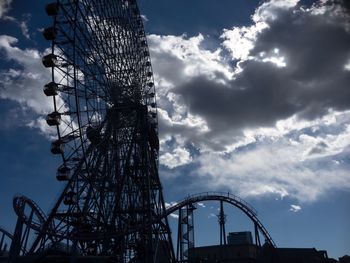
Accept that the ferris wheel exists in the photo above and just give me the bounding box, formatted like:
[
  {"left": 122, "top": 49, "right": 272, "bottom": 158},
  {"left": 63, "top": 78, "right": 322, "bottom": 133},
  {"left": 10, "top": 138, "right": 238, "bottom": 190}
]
[
  {"left": 32, "top": 0, "right": 174, "bottom": 261},
  {"left": 2, "top": 2, "right": 279, "bottom": 262},
  {"left": 42, "top": 0, "right": 158, "bottom": 167}
]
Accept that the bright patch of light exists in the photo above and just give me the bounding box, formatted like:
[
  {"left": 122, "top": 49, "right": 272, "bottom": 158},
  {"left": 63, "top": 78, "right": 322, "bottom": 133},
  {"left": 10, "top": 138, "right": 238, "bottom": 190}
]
[
  {"left": 169, "top": 213, "right": 179, "bottom": 219},
  {"left": 344, "top": 59, "right": 350, "bottom": 71},
  {"left": 160, "top": 147, "right": 192, "bottom": 169},
  {"left": 165, "top": 202, "right": 178, "bottom": 208},
  {"left": 262, "top": 56, "right": 286, "bottom": 67},
  {"left": 289, "top": 204, "right": 302, "bottom": 213},
  {"left": 140, "top": 15, "right": 148, "bottom": 22},
  {"left": 221, "top": 22, "right": 268, "bottom": 61},
  {"left": 208, "top": 213, "right": 217, "bottom": 219},
  {"left": 249, "top": 185, "right": 289, "bottom": 199},
  {"left": 253, "top": 0, "right": 300, "bottom": 23}
]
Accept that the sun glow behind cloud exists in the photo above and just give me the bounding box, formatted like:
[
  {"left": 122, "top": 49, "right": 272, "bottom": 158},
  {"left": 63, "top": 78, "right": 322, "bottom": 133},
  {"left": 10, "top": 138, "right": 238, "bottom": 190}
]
[{"left": 148, "top": 0, "right": 350, "bottom": 203}]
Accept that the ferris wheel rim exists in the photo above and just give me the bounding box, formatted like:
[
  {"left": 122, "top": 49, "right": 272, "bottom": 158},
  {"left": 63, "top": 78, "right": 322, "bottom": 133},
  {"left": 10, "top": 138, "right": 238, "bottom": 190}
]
[{"left": 45, "top": 0, "right": 158, "bottom": 169}]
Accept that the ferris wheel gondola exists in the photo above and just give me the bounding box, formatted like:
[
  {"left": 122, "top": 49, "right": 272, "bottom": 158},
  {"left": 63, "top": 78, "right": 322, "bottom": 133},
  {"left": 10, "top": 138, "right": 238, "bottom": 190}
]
[{"left": 26, "top": 0, "right": 174, "bottom": 261}]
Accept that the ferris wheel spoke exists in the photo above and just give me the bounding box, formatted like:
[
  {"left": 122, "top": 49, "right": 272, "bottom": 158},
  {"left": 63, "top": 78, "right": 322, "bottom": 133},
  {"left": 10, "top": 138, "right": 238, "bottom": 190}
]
[{"left": 34, "top": 0, "right": 176, "bottom": 260}]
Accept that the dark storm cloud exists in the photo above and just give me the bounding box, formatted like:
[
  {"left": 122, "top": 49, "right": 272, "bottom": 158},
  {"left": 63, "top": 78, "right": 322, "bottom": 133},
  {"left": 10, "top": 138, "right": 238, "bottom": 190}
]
[
  {"left": 175, "top": 67, "right": 297, "bottom": 132},
  {"left": 173, "top": 1, "right": 350, "bottom": 134},
  {"left": 338, "top": 0, "right": 350, "bottom": 13}
]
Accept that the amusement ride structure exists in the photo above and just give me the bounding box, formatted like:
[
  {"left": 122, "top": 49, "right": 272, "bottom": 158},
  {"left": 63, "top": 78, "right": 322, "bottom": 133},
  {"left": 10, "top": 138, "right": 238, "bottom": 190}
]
[{"left": 0, "top": 0, "right": 276, "bottom": 262}]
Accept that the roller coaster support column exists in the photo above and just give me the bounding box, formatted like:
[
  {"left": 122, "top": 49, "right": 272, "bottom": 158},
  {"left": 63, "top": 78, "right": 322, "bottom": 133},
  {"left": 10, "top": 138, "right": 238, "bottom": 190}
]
[
  {"left": 255, "top": 223, "right": 261, "bottom": 247},
  {"left": 0, "top": 233, "right": 7, "bottom": 252},
  {"left": 0, "top": 227, "right": 13, "bottom": 254},
  {"left": 177, "top": 204, "right": 196, "bottom": 262},
  {"left": 9, "top": 209, "right": 25, "bottom": 261},
  {"left": 218, "top": 200, "right": 227, "bottom": 245}
]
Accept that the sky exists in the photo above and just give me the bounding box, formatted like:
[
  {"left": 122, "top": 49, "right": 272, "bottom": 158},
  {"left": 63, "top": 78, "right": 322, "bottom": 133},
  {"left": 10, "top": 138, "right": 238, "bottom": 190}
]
[{"left": 0, "top": 0, "right": 349, "bottom": 259}]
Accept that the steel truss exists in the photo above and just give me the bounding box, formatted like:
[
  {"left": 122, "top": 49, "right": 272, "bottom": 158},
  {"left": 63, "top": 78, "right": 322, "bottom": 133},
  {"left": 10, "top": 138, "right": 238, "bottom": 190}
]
[
  {"left": 165, "top": 192, "right": 276, "bottom": 262},
  {"left": 0, "top": 1, "right": 278, "bottom": 262},
  {"left": 8, "top": 0, "right": 175, "bottom": 262}
]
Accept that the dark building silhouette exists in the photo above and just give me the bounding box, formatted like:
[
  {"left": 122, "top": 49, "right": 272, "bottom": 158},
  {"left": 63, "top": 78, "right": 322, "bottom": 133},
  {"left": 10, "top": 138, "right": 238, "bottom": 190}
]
[
  {"left": 189, "top": 244, "right": 257, "bottom": 262},
  {"left": 339, "top": 255, "right": 350, "bottom": 263},
  {"left": 227, "top": 232, "right": 253, "bottom": 246},
  {"left": 262, "top": 246, "right": 334, "bottom": 263},
  {"left": 188, "top": 232, "right": 338, "bottom": 263}
]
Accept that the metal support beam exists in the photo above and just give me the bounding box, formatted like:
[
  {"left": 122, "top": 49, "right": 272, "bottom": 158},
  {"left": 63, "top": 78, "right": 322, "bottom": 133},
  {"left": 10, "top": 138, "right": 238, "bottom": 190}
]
[{"left": 218, "top": 200, "right": 227, "bottom": 245}]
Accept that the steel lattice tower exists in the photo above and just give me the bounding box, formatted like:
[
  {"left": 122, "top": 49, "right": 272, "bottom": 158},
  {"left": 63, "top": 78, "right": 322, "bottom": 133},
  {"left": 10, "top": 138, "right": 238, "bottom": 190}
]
[{"left": 9, "top": 0, "right": 175, "bottom": 262}]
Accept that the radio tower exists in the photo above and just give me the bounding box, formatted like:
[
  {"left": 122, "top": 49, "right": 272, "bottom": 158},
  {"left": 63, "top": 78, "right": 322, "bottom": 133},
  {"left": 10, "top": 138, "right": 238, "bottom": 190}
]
[{"left": 9, "top": 0, "right": 174, "bottom": 262}]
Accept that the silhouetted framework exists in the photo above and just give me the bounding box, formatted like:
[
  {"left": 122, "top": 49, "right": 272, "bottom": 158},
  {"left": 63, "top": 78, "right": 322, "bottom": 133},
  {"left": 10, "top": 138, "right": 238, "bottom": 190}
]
[
  {"left": 0, "top": 227, "right": 13, "bottom": 255},
  {"left": 0, "top": 1, "right": 280, "bottom": 262},
  {"left": 218, "top": 200, "right": 227, "bottom": 246},
  {"left": 165, "top": 192, "right": 276, "bottom": 262},
  {"left": 8, "top": 0, "right": 174, "bottom": 262},
  {"left": 176, "top": 204, "right": 196, "bottom": 262},
  {"left": 9, "top": 196, "right": 48, "bottom": 261}
]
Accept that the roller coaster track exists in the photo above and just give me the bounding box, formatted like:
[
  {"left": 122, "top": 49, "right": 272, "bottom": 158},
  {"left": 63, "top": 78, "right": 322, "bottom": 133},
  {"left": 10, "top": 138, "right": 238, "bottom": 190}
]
[
  {"left": 165, "top": 192, "right": 276, "bottom": 247},
  {"left": 0, "top": 226, "right": 27, "bottom": 254},
  {"left": 10, "top": 192, "right": 275, "bottom": 248},
  {"left": 13, "top": 195, "right": 48, "bottom": 232}
]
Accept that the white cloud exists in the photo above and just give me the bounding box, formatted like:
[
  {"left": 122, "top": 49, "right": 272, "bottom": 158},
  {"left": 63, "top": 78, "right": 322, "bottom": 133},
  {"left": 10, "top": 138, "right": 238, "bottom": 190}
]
[
  {"left": 289, "top": 204, "right": 302, "bottom": 213},
  {"left": 193, "top": 121, "right": 350, "bottom": 202},
  {"left": 165, "top": 202, "right": 179, "bottom": 219},
  {"left": 160, "top": 147, "right": 192, "bottom": 169},
  {"left": 0, "top": 0, "right": 32, "bottom": 40},
  {"left": 26, "top": 117, "right": 56, "bottom": 140},
  {"left": 149, "top": 0, "right": 350, "bottom": 155},
  {"left": 140, "top": 15, "right": 148, "bottom": 22},
  {"left": 260, "top": 55, "right": 286, "bottom": 67},
  {"left": 252, "top": 0, "right": 300, "bottom": 23},
  {"left": 221, "top": 22, "right": 267, "bottom": 61},
  {"left": 0, "top": 35, "right": 52, "bottom": 114},
  {"left": 197, "top": 202, "right": 206, "bottom": 208},
  {"left": 169, "top": 213, "right": 179, "bottom": 219},
  {"left": 19, "top": 19, "right": 30, "bottom": 39},
  {"left": 146, "top": 0, "right": 350, "bottom": 203},
  {"left": 208, "top": 213, "right": 217, "bottom": 219},
  {"left": 164, "top": 202, "right": 178, "bottom": 209},
  {"left": 0, "top": 35, "right": 68, "bottom": 139},
  {"left": 148, "top": 34, "right": 224, "bottom": 152},
  {"left": 148, "top": 33, "right": 232, "bottom": 86}
]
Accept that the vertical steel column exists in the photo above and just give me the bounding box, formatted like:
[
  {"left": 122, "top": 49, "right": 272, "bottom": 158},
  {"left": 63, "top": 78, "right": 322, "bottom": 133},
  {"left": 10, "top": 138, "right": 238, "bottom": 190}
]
[
  {"left": 255, "top": 223, "right": 261, "bottom": 247},
  {"left": 218, "top": 200, "right": 227, "bottom": 245},
  {"left": 177, "top": 204, "right": 196, "bottom": 262}
]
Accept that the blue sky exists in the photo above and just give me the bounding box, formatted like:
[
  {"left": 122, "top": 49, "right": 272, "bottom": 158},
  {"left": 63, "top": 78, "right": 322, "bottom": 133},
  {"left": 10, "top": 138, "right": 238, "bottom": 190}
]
[{"left": 0, "top": 0, "right": 349, "bottom": 259}]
